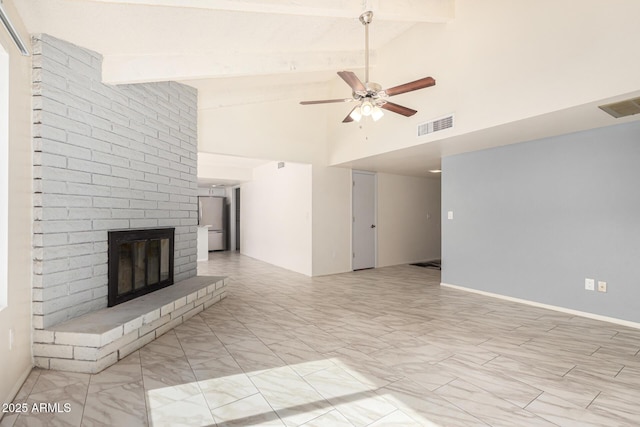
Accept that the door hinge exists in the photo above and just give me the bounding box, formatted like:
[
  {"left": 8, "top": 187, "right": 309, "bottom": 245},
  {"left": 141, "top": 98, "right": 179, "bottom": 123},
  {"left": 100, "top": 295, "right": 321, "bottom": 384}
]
[
  {"left": 352, "top": 216, "right": 355, "bottom": 222},
  {"left": 353, "top": 181, "right": 355, "bottom": 187},
  {"left": 353, "top": 252, "right": 355, "bottom": 258}
]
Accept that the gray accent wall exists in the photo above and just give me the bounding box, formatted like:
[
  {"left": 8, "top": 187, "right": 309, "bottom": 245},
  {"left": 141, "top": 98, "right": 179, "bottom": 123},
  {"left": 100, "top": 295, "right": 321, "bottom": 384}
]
[
  {"left": 442, "top": 121, "right": 640, "bottom": 323},
  {"left": 32, "top": 34, "right": 198, "bottom": 329}
]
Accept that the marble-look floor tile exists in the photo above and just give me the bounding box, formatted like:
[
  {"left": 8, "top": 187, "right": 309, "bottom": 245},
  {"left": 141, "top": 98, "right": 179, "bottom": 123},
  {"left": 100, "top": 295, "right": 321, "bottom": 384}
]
[
  {"left": 142, "top": 357, "right": 201, "bottom": 410},
  {"left": 325, "top": 347, "right": 402, "bottom": 389},
  {"left": 139, "top": 332, "right": 186, "bottom": 364},
  {"left": 28, "top": 370, "right": 89, "bottom": 396},
  {"left": 12, "top": 369, "right": 42, "bottom": 403},
  {"left": 147, "top": 393, "right": 215, "bottom": 427},
  {"left": 436, "top": 356, "right": 543, "bottom": 408},
  {"left": 173, "top": 320, "right": 213, "bottom": 337},
  {"left": 292, "top": 325, "right": 347, "bottom": 354},
  {"left": 299, "top": 409, "right": 352, "bottom": 426},
  {"left": 250, "top": 366, "right": 332, "bottom": 426},
  {"left": 327, "top": 390, "right": 397, "bottom": 427},
  {"left": 371, "top": 342, "right": 453, "bottom": 368},
  {"left": 303, "top": 365, "right": 373, "bottom": 399},
  {"left": 244, "top": 322, "right": 296, "bottom": 345},
  {"left": 5, "top": 370, "right": 86, "bottom": 427},
  {"left": 435, "top": 379, "right": 556, "bottom": 427},
  {"left": 0, "top": 414, "right": 19, "bottom": 427},
  {"left": 81, "top": 380, "right": 147, "bottom": 427},
  {"left": 267, "top": 339, "right": 335, "bottom": 377},
  {"left": 182, "top": 345, "right": 232, "bottom": 367},
  {"left": 484, "top": 356, "right": 600, "bottom": 408},
  {"left": 191, "top": 354, "right": 245, "bottom": 381},
  {"left": 199, "top": 371, "right": 259, "bottom": 409},
  {"left": 375, "top": 378, "right": 488, "bottom": 427},
  {"left": 587, "top": 390, "right": 640, "bottom": 425},
  {"left": 367, "top": 409, "right": 423, "bottom": 427},
  {"left": 211, "top": 393, "right": 285, "bottom": 426},
  {"left": 87, "top": 351, "right": 142, "bottom": 394},
  {"left": 18, "top": 383, "right": 88, "bottom": 427},
  {"left": 224, "top": 339, "right": 286, "bottom": 374},
  {"left": 525, "top": 392, "right": 622, "bottom": 427},
  {"left": 208, "top": 323, "right": 257, "bottom": 345}
]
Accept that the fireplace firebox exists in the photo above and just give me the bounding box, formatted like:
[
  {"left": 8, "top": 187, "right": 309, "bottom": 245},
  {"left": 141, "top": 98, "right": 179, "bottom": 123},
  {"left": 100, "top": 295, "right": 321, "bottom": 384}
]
[{"left": 108, "top": 228, "right": 175, "bottom": 307}]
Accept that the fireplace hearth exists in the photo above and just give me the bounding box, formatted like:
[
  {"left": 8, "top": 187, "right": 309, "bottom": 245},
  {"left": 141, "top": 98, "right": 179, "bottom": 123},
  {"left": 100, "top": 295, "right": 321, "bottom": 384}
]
[{"left": 108, "top": 228, "right": 175, "bottom": 307}]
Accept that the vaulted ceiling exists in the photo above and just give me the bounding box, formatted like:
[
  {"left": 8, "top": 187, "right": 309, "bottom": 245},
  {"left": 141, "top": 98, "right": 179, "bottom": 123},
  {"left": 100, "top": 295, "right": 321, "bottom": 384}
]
[
  {"left": 14, "top": 0, "right": 457, "bottom": 185},
  {"left": 13, "top": 0, "right": 640, "bottom": 185},
  {"left": 15, "top": 0, "right": 452, "bottom": 86}
]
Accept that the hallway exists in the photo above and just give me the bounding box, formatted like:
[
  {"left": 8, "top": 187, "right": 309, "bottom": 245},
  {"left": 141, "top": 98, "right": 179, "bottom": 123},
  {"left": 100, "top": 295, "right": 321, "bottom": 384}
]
[{"left": 3, "top": 252, "right": 640, "bottom": 426}]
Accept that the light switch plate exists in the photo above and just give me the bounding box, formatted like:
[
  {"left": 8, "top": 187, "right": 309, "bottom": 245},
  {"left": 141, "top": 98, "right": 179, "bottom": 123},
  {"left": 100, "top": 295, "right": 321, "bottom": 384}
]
[
  {"left": 597, "top": 281, "right": 607, "bottom": 293},
  {"left": 585, "top": 278, "right": 595, "bottom": 291},
  {"left": 447, "top": 211, "right": 454, "bottom": 220}
]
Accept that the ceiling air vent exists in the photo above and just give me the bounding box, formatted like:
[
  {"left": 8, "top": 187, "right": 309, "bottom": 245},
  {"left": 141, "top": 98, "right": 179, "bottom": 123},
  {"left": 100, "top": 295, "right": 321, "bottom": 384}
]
[
  {"left": 598, "top": 97, "right": 640, "bottom": 118},
  {"left": 417, "top": 114, "right": 454, "bottom": 137}
]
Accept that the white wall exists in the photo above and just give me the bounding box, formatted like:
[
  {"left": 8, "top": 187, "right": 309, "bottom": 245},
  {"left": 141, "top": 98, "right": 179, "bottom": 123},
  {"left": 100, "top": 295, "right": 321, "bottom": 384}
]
[
  {"left": 0, "top": 0, "right": 33, "bottom": 408},
  {"left": 241, "top": 162, "right": 313, "bottom": 276},
  {"left": 377, "top": 173, "right": 441, "bottom": 267},
  {"left": 311, "top": 164, "right": 352, "bottom": 276},
  {"left": 329, "top": 0, "right": 640, "bottom": 165}
]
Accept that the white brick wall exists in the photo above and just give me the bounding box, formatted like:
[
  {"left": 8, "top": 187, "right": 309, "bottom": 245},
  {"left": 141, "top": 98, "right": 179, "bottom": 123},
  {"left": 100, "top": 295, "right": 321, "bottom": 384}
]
[{"left": 32, "top": 34, "right": 198, "bottom": 329}]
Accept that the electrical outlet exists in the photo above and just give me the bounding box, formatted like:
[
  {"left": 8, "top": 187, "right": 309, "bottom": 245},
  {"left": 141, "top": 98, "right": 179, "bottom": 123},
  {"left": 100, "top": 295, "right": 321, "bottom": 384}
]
[
  {"left": 585, "top": 278, "right": 595, "bottom": 291},
  {"left": 447, "top": 211, "right": 454, "bottom": 220},
  {"left": 598, "top": 281, "right": 607, "bottom": 293}
]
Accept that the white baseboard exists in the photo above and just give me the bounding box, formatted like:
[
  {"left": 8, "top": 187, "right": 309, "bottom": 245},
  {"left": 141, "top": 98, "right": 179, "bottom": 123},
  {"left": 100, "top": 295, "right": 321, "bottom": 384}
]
[{"left": 440, "top": 282, "right": 640, "bottom": 330}]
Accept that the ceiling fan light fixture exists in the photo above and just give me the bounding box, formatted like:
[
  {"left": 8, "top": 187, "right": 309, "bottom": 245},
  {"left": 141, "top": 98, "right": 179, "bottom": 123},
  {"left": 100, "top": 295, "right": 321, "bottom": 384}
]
[
  {"left": 350, "top": 107, "right": 363, "bottom": 122},
  {"left": 360, "top": 101, "right": 374, "bottom": 116},
  {"left": 371, "top": 106, "right": 384, "bottom": 121}
]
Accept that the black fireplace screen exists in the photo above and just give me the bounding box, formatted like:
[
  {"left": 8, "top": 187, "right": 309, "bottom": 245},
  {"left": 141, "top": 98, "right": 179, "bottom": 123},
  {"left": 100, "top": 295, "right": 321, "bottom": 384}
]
[{"left": 108, "top": 228, "right": 174, "bottom": 307}]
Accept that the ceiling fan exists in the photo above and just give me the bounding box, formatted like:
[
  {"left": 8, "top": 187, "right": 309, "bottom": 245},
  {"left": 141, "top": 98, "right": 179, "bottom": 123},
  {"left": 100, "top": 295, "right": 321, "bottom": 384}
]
[{"left": 300, "top": 11, "right": 435, "bottom": 123}]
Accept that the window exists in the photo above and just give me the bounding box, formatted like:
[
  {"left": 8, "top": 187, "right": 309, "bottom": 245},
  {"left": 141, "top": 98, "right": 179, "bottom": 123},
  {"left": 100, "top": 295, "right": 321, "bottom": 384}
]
[{"left": 0, "top": 45, "right": 8, "bottom": 309}]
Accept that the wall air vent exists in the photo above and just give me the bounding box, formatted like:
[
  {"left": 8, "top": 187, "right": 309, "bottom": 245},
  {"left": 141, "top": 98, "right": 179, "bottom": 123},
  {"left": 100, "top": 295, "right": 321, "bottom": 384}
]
[
  {"left": 598, "top": 97, "right": 640, "bottom": 118},
  {"left": 417, "top": 114, "right": 454, "bottom": 137}
]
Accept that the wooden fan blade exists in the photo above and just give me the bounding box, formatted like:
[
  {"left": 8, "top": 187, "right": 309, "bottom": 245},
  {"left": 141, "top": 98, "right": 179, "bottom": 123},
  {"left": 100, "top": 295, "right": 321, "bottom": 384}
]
[
  {"left": 300, "top": 98, "right": 353, "bottom": 105},
  {"left": 342, "top": 106, "right": 357, "bottom": 123},
  {"left": 381, "top": 102, "right": 417, "bottom": 117},
  {"left": 337, "top": 71, "right": 366, "bottom": 92},
  {"left": 384, "top": 77, "right": 435, "bottom": 97}
]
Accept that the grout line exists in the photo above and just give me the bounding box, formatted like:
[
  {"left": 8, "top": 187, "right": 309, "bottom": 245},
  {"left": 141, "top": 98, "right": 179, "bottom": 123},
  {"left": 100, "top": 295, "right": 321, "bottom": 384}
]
[
  {"left": 523, "top": 390, "right": 545, "bottom": 410},
  {"left": 586, "top": 391, "right": 601, "bottom": 409},
  {"left": 562, "top": 365, "right": 576, "bottom": 378},
  {"left": 78, "top": 373, "right": 91, "bottom": 427},
  {"left": 614, "top": 365, "right": 625, "bottom": 378}
]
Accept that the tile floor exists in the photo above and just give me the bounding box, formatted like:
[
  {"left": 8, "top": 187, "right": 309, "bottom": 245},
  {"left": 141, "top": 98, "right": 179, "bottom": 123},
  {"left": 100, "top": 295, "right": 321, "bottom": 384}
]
[{"left": 3, "top": 252, "right": 640, "bottom": 426}]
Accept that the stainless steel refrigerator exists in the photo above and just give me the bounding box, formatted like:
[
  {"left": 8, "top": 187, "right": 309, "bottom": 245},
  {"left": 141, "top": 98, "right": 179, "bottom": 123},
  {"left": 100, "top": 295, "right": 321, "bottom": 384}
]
[{"left": 198, "top": 196, "right": 226, "bottom": 251}]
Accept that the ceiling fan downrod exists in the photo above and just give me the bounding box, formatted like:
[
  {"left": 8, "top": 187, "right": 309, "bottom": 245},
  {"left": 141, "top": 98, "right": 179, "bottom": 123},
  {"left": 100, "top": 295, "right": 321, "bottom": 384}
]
[{"left": 360, "top": 11, "right": 373, "bottom": 84}]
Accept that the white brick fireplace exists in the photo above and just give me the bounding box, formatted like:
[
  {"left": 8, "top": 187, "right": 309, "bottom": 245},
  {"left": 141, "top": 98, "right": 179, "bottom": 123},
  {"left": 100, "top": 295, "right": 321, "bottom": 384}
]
[{"left": 30, "top": 34, "right": 227, "bottom": 372}]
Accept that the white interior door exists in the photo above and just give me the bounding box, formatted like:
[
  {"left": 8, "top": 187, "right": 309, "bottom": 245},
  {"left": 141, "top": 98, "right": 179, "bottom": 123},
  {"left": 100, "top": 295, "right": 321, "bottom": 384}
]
[{"left": 352, "top": 171, "right": 376, "bottom": 270}]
